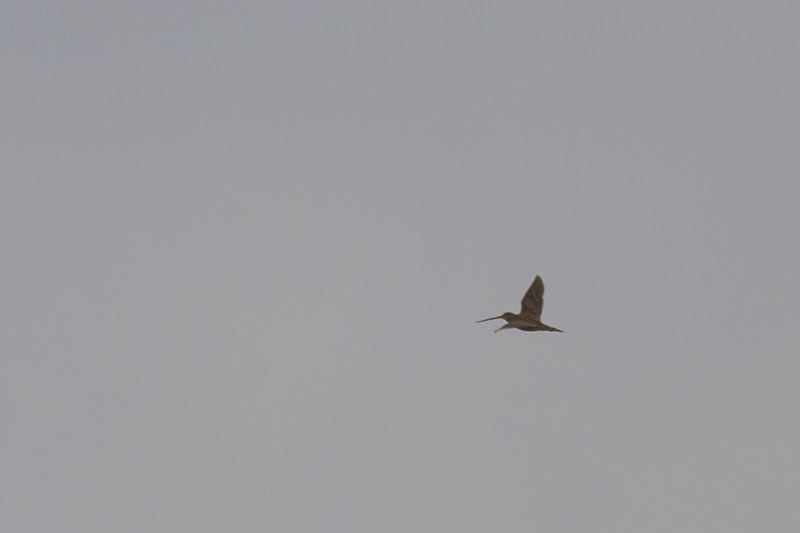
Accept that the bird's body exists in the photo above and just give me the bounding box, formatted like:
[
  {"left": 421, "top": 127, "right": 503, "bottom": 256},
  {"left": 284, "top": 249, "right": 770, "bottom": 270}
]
[{"left": 476, "top": 275, "right": 563, "bottom": 333}]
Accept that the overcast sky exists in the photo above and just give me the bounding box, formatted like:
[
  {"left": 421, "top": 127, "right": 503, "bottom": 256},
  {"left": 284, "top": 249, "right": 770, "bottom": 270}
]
[{"left": 3, "top": 2, "right": 799, "bottom": 531}]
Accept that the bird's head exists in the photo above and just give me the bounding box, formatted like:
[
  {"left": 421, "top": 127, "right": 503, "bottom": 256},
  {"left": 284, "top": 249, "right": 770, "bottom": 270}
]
[{"left": 476, "top": 312, "right": 516, "bottom": 324}]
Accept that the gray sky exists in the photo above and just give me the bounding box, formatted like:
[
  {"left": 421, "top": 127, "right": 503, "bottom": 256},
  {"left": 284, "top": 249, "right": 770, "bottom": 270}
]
[{"left": 3, "top": 1, "right": 799, "bottom": 531}]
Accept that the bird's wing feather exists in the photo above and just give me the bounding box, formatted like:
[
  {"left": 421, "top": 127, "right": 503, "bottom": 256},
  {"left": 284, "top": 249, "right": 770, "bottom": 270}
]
[{"left": 520, "top": 275, "right": 544, "bottom": 319}]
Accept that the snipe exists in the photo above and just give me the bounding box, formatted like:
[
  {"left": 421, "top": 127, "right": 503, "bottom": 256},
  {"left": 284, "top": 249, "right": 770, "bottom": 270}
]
[{"left": 477, "top": 275, "right": 563, "bottom": 333}]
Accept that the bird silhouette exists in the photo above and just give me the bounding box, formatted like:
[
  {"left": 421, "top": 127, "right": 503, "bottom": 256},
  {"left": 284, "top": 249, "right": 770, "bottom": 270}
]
[{"left": 477, "top": 275, "right": 563, "bottom": 333}]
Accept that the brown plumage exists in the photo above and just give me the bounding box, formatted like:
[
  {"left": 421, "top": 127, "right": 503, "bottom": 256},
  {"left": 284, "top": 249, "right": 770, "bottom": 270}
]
[{"left": 476, "top": 275, "right": 563, "bottom": 333}]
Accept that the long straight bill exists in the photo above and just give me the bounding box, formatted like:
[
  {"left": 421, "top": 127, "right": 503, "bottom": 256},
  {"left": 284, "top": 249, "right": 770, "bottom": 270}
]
[{"left": 476, "top": 315, "right": 503, "bottom": 323}]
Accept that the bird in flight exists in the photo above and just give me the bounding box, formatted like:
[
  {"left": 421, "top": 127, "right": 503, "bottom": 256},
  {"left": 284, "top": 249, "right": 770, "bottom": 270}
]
[{"left": 476, "top": 275, "right": 563, "bottom": 333}]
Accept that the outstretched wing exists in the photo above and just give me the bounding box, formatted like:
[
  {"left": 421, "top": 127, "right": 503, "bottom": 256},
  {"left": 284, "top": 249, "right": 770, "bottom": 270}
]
[{"left": 519, "top": 275, "right": 544, "bottom": 319}]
